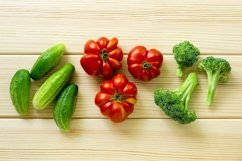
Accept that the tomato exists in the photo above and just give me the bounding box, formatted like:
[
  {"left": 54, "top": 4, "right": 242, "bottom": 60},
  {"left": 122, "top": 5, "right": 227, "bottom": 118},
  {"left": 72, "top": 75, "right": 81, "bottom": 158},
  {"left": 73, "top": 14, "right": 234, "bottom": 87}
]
[
  {"left": 95, "top": 74, "right": 137, "bottom": 123},
  {"left": 80, "top": 37, "right": 123, "bottom": 78},
  {"left": 127, "top": 46, "right": 163, "bottom": 81}
]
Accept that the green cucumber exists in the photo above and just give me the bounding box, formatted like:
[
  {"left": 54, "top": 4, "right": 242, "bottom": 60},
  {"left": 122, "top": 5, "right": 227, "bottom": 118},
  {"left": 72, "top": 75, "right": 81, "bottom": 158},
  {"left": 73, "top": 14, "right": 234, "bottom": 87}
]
[
  {"left": 54, "top": 84, "right": 78, "bottom": 131},
  {"left": 10, "top": 69, "right": 30, "bottom": 115},
  {"left": 30, "top": 43, "right": 65, "bottom": 80},
  {"left": 33, "top": 63, "right": 75, "bottom": 110}
]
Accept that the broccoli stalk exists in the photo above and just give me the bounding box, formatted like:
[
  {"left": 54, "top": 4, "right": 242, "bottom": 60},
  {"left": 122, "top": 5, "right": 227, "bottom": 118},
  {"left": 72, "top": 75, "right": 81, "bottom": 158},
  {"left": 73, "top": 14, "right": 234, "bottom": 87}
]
[
  {"left": 173, "top": 41, "right": 200, "bottom": 77},
  {"left": 154, "top": 72, "right": 198, "bottom": 124},
  {"left": 176, "top": 65, "right": 184, "bottom": 78},
  {"left": 198, "top": 56, "right": 231, "bottom": 105},
  {"left": 206, "top": 70, "right": 220, "bottom": 105}
]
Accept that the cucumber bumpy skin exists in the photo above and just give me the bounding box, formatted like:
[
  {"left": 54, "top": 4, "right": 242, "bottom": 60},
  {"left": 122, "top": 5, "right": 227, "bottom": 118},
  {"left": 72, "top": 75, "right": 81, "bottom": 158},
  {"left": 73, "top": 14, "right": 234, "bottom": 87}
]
[
  {"left": 10, "top": 69, "right": 30, "bottom": 115},
  {"left": 54, "top": 84, "right": 78, "bottom": 131},
  {"left": 30, "top": 43, "right": 65, "bottom": 80},
  {"left": 33, "top": 63, "right": 75, "bottom": 110}
]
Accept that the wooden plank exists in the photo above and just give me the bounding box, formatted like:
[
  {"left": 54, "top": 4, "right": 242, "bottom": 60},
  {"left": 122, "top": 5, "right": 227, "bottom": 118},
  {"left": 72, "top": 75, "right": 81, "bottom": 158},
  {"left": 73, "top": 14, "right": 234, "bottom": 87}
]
[
  {"left": 1, "top": 55, "right": 241, "bottom": 118},
  {"left": 0, "top": 119, "right": 241, "bottom": 161},
  {"left": 1, "top": 0, "right": 242, "bottom": 54}
]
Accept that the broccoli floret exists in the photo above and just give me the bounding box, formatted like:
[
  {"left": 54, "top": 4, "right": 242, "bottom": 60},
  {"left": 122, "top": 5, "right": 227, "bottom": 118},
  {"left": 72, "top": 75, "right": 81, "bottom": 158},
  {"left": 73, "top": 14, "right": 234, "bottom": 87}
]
[
  {"left": 198, "top": 56, "right": 231, "bottom": 105},
  {"left": 154, "top": 72, "right": 198, "bottom": 124},
  {"left": 173, "top": 41, "right": 200, "bottom": 77}
]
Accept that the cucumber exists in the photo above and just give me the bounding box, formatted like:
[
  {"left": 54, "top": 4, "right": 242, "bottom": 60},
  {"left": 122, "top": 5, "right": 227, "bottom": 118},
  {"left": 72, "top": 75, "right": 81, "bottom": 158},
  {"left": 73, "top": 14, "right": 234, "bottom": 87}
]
[
  {"left": 10, "top": 69, "right": 30, "bottom": 115},
  {"left": 33, "top": 63, "right": 75, "bottom": 110},
  {"left": 54, "top": 84, "right": 78, "bottom": 131},
  {"left": 30, "top": 43, "right": 65, "bottom": 80}
]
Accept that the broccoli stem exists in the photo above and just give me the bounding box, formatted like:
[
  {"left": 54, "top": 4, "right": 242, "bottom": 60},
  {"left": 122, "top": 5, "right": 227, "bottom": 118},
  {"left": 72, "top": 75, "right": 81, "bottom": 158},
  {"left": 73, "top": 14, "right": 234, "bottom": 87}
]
[
  {"left": 176, "top": 66, "right": 183, "bottom": 77},
  {"left": 207, "top": 71, "right": 220, "bottom": 105},
  {"left": 175, "top": 73, "right": 198, "bottom": 110}
]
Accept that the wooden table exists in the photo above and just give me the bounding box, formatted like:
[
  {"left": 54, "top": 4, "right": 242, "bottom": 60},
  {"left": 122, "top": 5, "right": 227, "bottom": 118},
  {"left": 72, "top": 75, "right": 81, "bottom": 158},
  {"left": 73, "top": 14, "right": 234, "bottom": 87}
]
[{"left": 1, "top": 1, "right": 242, "bottom": 160}]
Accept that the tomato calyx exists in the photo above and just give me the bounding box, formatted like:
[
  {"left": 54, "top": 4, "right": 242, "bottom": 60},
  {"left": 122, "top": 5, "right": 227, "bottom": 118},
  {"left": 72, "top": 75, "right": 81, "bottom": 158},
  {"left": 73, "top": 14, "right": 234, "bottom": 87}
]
[
  {"left": 101, "top": 49, "right": 108, "bottom": 61},
  {"left": 142, "top": 61, "right": 152, "bottom": 69},
  {"left": 111, "top": 92, "right": 126, "bottom": 103}
]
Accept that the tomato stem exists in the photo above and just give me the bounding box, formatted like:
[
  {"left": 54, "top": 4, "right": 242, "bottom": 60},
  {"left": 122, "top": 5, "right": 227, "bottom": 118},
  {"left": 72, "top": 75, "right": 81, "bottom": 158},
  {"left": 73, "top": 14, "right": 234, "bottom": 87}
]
[
  {"left": 112, "top": 93, "right": 126, "bottom": 103},
  {"left": 142, "top": 62, "right": 152, "bottom": 69},
  {"left": 101, "top": 49, "right": 108, "bottom": 61}
]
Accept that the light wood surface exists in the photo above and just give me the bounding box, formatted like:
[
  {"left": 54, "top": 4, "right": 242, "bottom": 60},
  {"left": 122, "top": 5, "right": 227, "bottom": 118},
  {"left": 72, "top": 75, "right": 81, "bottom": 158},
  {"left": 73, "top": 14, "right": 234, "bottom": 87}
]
[
  {"left": 1, "top": 0, "right": 242, "bottom": 160},
  {"left": 1, "top": 55, "right": 241, "bottom": 119},
  {"left": 0, "top": 119, "right": 242, "bottom": 161},
  {"left": 1, "top": 0, "right": 242, "bottom": 54}
]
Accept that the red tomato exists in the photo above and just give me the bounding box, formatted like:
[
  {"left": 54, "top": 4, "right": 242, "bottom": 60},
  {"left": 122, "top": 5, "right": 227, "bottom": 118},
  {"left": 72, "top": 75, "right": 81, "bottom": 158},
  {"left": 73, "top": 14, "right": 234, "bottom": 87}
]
[
  {"left": 95, "top": 74, "right": 137, "bottom": 123},
  {"left": 127, "top": 46, "right": 163, "bottom": 81},
  {"left": 80, "top": 37, "right": 123, "bottom": 78}
]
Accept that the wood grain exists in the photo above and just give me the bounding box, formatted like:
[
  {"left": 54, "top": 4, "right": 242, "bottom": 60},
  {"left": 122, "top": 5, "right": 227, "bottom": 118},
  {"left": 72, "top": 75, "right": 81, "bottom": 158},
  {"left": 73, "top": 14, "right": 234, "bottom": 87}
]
[
  {"left": 1, "top": 55, "right": 241, "bottom": 119},
  {"left": 1, "top": 0, "right": 242, "bottom": 54},
  {"left": 0, "top": 119, "right": 241, "bottom": 161},
  {"left": 1, "top": 0, "right": 242, "bottom": 160}
]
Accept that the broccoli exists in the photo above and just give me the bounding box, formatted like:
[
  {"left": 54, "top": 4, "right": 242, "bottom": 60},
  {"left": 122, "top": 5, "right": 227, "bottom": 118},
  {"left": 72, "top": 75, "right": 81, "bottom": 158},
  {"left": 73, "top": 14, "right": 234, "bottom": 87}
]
[
  {"left": 198, "top": 56, "right": 231, "bottom": 105},
  {"left": 154, "top": 72, "right": 198, "bottom": 124},
  {"left": 173, "top": 41, "right": 200, "bottom": 77}
]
